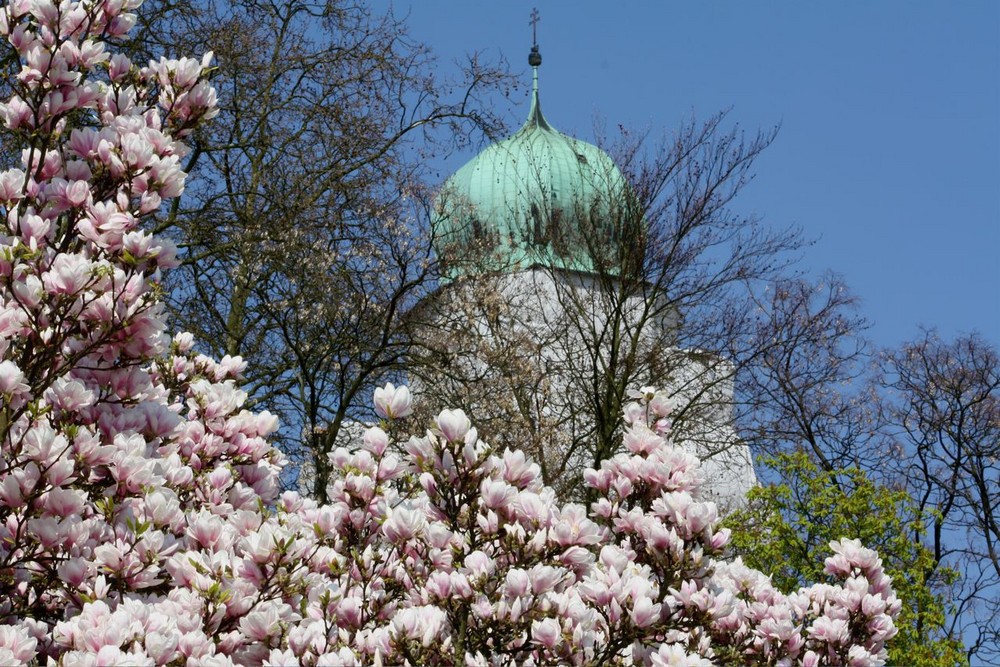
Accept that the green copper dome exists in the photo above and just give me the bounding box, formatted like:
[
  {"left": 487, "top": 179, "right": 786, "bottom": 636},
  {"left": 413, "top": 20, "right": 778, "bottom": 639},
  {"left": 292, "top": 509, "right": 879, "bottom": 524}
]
[{"left": 434, "top": 59, "right": 632, "bottom": 276}]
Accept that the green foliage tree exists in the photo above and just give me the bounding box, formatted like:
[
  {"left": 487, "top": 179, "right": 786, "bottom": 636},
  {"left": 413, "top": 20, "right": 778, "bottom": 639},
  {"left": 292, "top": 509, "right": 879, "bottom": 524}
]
[{"left": 726, "top": 452, "right": 966, "bottom": 667}]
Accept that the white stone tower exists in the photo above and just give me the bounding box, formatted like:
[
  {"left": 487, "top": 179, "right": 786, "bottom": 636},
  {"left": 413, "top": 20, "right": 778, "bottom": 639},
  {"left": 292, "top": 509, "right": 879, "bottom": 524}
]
[{"left": 414, "top": 33, "right": 756, "bottom": 509}]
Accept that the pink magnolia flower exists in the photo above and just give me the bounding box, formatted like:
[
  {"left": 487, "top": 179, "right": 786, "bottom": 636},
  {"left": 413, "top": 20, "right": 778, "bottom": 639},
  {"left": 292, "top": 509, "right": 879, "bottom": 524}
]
[
  {"left": 383, "top": 504, "right": 426, "bottom": 544},
  {"left": 809, "top": 616, "right": 850, "bottom": 645},
  {"left": 630, "top": 596, "right": 662, "bottom": 628},
  {"left": 530, "top": 618, "right": 561, "bottom": 650},
  {"left": 0, "top": 169, "right": 24, "bottom": 200},
  {"left": 362, "top": 426, "right": 389, "bottom": 456},
  {"left": 373, "top": 382, "right": 412, "bottom": 419},
  {"left": 434, "top": 408, "right": 470, "bottom": 442},
  {"left": 504, "top": 569, "right": 530, "bottom": 598},
  {"left": 0, "top": 360, "right": 29, "bottom": 395},
  {"left": 479, "top": 478, "right": 516, "bottom": 510},
  {"left": 501, "top": 448, "right": 541, "bottom": 489},
  {"left": 239, "top": 602, "right": 292, "bottom": 642},
  {"left": 0, "top": 624, "right": 38, "bottom": 665},
  {"left": 650, "top": 643, "right": 712, "bottom": 667}
]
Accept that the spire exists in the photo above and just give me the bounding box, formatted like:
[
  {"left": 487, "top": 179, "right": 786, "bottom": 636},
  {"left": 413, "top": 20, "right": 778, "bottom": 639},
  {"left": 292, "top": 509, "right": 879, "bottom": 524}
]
[
  {"left": 525, "top": 8, "right": 550, "bottom": 130},
  {"left": 529, "top": 8, "right": 542, "bottom": 67}
]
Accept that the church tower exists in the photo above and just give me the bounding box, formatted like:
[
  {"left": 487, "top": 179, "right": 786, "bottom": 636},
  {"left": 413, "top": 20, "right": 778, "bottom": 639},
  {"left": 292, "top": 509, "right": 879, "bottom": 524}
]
[{"left": 412, "top": 24, "right": 756, "bottom": 508}]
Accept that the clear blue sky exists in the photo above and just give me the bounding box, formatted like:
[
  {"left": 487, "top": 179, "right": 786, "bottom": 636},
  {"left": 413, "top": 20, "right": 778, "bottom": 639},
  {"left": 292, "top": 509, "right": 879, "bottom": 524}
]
[{"left": 375, "top": 0, "right": 1000, "bottom": 349}]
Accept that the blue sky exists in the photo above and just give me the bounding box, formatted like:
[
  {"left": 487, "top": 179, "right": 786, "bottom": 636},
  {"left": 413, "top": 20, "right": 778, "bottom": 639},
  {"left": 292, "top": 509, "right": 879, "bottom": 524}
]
[{"left": 374, "top": 1, "right": 1000, "bottom": 349}]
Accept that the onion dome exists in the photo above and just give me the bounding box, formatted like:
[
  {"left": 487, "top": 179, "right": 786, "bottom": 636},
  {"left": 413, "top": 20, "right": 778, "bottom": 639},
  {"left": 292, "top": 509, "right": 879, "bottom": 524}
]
[{"left": 434, "top": 47, "right": 632, "bottom": 276}]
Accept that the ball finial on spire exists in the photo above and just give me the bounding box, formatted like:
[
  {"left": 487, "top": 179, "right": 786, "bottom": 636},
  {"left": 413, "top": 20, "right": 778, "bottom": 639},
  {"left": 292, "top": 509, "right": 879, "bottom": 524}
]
[{"left": 528, "top": 8, "right": 542, "bottom": 67}]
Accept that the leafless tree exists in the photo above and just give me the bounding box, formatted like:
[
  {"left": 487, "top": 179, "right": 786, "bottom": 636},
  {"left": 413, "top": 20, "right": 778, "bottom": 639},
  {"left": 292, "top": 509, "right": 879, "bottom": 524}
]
[
  {"left": 115, "top": 0, "right": 513, "bottom": 500},
  {"left": 733, "top": 273, "right": 882, "bottom": 474},
  {"left": 879, "top": 331, "right": 1000, "bottom": 664}
]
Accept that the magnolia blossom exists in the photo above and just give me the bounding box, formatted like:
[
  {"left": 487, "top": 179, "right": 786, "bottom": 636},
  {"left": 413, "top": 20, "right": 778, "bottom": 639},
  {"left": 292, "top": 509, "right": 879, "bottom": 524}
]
[
  {"left": 373, "top": 382, "right": 412, "bottom": 419},
  {"left": 0, "top": 2, "right": 899, "bottom": 665},
  {"left": 435, "top": 407, "right": 471, "bottom": 442}
]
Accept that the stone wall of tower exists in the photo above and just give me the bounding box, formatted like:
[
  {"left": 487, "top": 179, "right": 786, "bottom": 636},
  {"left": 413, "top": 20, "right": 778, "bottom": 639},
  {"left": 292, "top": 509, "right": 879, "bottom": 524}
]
[{"left": 408, "top": 267, "right": 756, "bottom": 509}]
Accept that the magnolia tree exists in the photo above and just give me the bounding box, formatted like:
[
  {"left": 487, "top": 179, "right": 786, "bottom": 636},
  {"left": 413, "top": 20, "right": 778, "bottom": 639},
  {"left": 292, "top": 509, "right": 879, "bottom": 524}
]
[{"left": 0, "top": 1, "right": 899, "bottom": 664}]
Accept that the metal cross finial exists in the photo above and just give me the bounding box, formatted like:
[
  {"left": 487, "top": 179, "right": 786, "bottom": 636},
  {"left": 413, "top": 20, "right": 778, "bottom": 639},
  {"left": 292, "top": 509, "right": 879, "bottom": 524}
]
[{"left": 528, "top": 8, "right": 542, "bottom": 67}]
